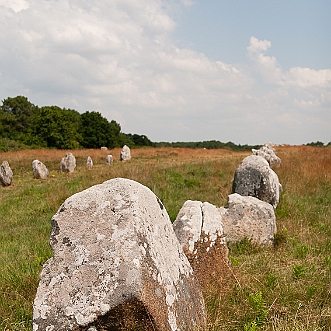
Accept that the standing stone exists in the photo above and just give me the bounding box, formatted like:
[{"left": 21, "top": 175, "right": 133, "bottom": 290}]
[
  {"left": 33, "top": 178, "right": 206, "bottom": 331},
  {"left": 173, "top": 200, "right": 229, "bottom": 287},
  {"left": 120, "top": 145, "right": 131, "bottom": 161},
  {"left": 86, "top": 156, "right": 93, "bottom": 170},
  {"left": 0, "top": 161, "right": 13, "bottom": 186},
  {"left": 105, "top": 155, "right": 113, "bottom": 165},
  {"left": 59, "top": 153, "right": 76, "bottom": 173},
  {"left": 252, "top": 142, "right": 281, "bottom": 168},
  {"left": 221, "top": 193, "right": 276, "bottom": 246},
  {"left": 101, "top": 146, "right": 108, "bottom": 151},
  {"left": 32, "top": 160, "right": 49, "bottom": 179},
  {"left": 232, "top": 155, "right": 281, "bottom": 208}
]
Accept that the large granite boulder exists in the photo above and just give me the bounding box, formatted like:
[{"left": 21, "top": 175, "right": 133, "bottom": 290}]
[
  {"left": 232, "top": 155, "right": 281, "bottom": 208},
  {"left": 120, "top": 145, "right": 131, "bottom": 161},
  {"left": 221, "top": 193, "right": 276, "bottom": 246},
  {"left": 60, "top": 153, "right": 76, "bottom": 173},
  {"left": 32, "top": 160, "right": 49, "bottom": 179},
  {"left": 33, "top": 178, "right": 206, "bottom": 331},
  {"left": 173, "top": 200, "right": 229, "bottom": 287},
  {"left": 0, "top": 161, "right": 13, "bottom": 186},
  {"left": 252, "top": 142, "right": 281, "bottom": 168},
  {"left": 86, "top": 156, "right": 93, "bottom": 170}
]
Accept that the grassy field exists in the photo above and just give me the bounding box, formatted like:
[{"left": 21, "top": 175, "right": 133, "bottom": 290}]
[{"left": 0, "top": 146, "right": 330, "bottom": 330}]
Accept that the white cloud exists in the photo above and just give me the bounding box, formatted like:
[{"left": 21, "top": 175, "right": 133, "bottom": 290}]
[
  {"left": 247, "top": 36, "right": 271, "bottom": 53},
  {"left": 247, "top": 36, "right": 331, "bottom": 89},
  {"left": 180, "top": 0, "right": 195, "bottom": 7},
  {"left": 1, "top": 0, "right": 29, "bottom": 13},
  {"left": 0, "top": 1, "right": 330, "bottom": 144}
]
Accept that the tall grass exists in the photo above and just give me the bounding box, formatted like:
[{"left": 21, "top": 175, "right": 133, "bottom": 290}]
[{"left": 0, "top": 146, "right": 330, "bottom": 330}]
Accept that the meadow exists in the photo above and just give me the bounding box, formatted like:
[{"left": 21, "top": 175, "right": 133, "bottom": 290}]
[{"left": 0, "top": 146, "right": 330, "bottom": 331}]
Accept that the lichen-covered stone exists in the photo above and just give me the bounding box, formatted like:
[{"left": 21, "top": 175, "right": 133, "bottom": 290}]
[
  {"left": 32, "top": 160, "right": 49, "bottom": 179},
  {"left": 86, "top": 156, "right": 93, "bottom": 170},
  {"left": 59, "top": 153, "right": 76, "bottom": 173},
  {"left": 0, "top": 161, "right": 13, "bottom": 186},
  {"left": 221, "top": 193, "right": 276, "bottom": 246},
  {"left": 33, "top": 178, "right": 206, "bottom": 331},
  {"left": 105, "top": 155, "right": 113, "bottom": 165},
  {"left": 120, "top": 145, "right": 131, "bottom": 161},
  {"left": 252, "top": 142, "right": 281, "bottom": 168},
  {"left": 232, "top": 155, "right": 281, "bottom": 208},
  {"left": 173, "top": 200, "right": 229, "bottom": 287}
]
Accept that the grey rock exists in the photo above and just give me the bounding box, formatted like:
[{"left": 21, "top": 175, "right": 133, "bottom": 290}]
[
  {"left": 252, "top": 142, "right": 281, "bottom": 168},
  {"left": 33, "top": 178, "right": 206, "bottom": 331},
  {"left": 173, "top": 200, "right": 229, "bottom": 287},
  {"left": 59, "top": 153, "right": 76, "bottom": 173},
  {"left": 86, "top": 156, "right": 93, "bottom": 170},
  {"left": 232, "top": 155, "right": 281, "bottom": 208},
  {"left": 105, "top": 155, "right": 113, "bottom": 165},
  {"left": 0, "top": 161, "right": 13, "bottom": 186},
  {"left": 100, "top": 147, "right": 108, "bottom": 151},
  {"left": 32, "top": 160, "right": 49, "bottom": 179},
  {"left": 120, "top": 145, "right": 131, "bottom": 161},
  {"left": 221, "top": 193, "right": 276, "bottom": 246}
]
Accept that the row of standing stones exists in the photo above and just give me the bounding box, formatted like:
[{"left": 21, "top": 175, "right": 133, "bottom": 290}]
[
  {"left": 2, "top": 143, "right": 282, "bottom": 330},
  {"left": 0, "top": 145, "right": 132, "bottom": 184}
]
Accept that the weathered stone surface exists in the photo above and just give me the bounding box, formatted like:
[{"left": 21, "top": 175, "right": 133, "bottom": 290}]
[
  {"left": 32, "top": 160, "right": 49, "bottom": 179},
  {"left": 221, "top": 193, "right": 276, "bottom": 246},
  {"left": 232, "top": 155, "right": 281, "bottom": 208},
  {"left": 33, "top": 178, "right": 206, "bottom": 331},
  {"left": 120, "top": 145, "right": 131, "bottom": 161},
  {"left": 59, "top": 153, "right": 76, "bottom": 173},
  {"left": 252, "top": 142, "right": 281, "bottom": 168},
  {"left": 173, "top": 200, "right": 229, "bottom": 287},
  {"left": 86, "top": 156, "right": 93, "bottom": 170},
  {"left": 0, "top": 161, "right": 13, "bottom": 186},
  {"left": 100, "top": 146, "right": 108, "bottom": 151},
  {"left": 105, "top": 155, "right": 113, "bottom": 165}
]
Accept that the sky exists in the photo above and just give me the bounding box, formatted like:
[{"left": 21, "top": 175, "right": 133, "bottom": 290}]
[{"left": 0, "top": 0, "right": 330, "bottom": 145}]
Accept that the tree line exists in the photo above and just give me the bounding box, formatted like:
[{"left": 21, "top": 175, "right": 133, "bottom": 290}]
[
  {"left": 4, "top": 95, "right": 326, "bottom": 152},
  {"left": 0, "top": 96, "right": 154, "bottom": 151}
]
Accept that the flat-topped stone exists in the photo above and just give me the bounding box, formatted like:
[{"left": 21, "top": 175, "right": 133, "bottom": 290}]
[{"left": 173, "top": 200, "right": 229, "bottom": 287}]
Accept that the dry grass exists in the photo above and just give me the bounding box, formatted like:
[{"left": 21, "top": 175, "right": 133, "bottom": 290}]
[{"left": 0, "top": 145, "right": 330, "bottom": 331}]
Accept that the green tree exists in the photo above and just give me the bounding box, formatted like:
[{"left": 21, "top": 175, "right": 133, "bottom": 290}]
[
  {"left": 79, "top": 111, "right": 112, "bottom": 148},
  {"left": 125, "top": 133, "right": 154, "bottom": 147},
  {"left": 79, "top": 112, "right": 126, "bottom": 148},
  {"left": 0, "top": 96, "right": 38, "bottom": 140},
  {"left": 34, "top": 106, "right": 82, "bottom": 149}
]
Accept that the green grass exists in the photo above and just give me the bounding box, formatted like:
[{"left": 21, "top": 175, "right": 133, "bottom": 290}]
[{"left": 0, "top": 146, "right": 330, "bottom": 330}]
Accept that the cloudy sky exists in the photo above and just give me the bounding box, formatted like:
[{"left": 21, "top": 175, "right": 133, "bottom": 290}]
[{"left": 1, "top": 0, "right": 330, "bottom": 145}]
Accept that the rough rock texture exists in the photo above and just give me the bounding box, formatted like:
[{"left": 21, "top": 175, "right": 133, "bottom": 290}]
[
  {"left": 120, "top": 145, "right": 131, "bottom": 161},
  {"left": 86, "top": 156, "right": 93, "bottom": 170},
  {"left": 33, "top": 178, "right": 206, "bottom": 331},
  {"left": 173, "top": 200, "right": 229, "bottom": 287},
  {"left": 0, "top": 161, "right": 13, "bottom": 186},
  {"left": 105, "top": 155, "right": 113, "bottom": 165},
  {"left": 60, "top": 153, "right": 76, "bottom": 173},
  {"left": 100, "top": 147, "right": 108, "bottom": 151},
  {"left": 252, "top": 142, "right": 281, "bottom": 168},
  {"left": 221, "top": 193, "right": 276, "bottom": 246},
  {"left": 32, "top": 160, "right": 49, "bottom": 179},
  {"left": 232, "top": 155, "right": 281, "bottom": 208}
]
